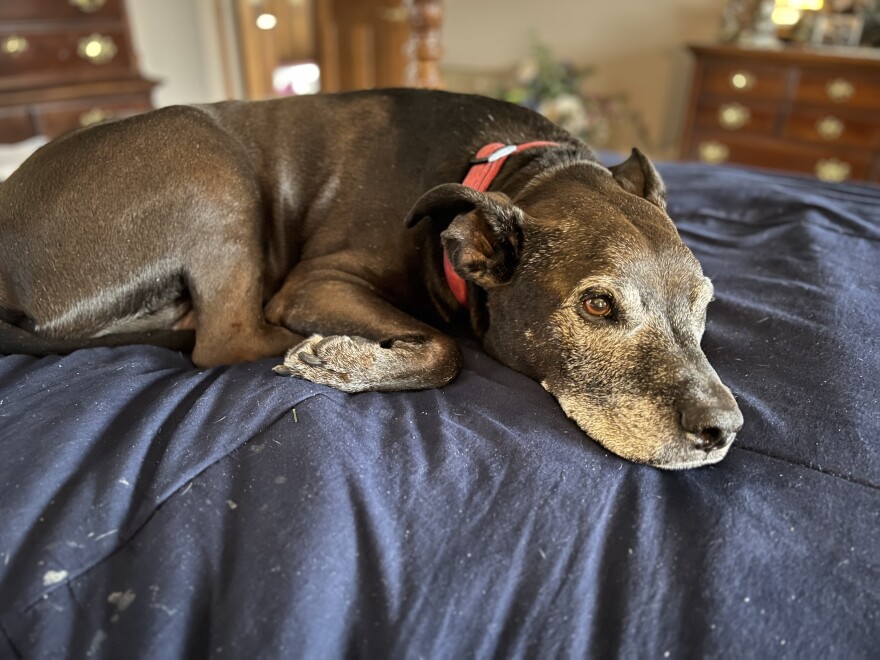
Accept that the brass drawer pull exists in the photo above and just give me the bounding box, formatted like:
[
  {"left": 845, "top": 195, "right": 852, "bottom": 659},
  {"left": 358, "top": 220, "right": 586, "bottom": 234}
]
[
  {"left": 2, "top": 34, "right": 29, "bottom": 57},
  {"left": 815, "top": 158, "right": 850, "bottom": 182},
  {"left": 816, "top": 116, "right": 844, "bottom": 141},
  {"left": 698, "top": 141, "right": 729, "bottom": 164},
  {"left": 69, "top": 0, "right": 107, "bottom": 12},
  {"left": 77, "top": 34, "right": 118, "bottom": 65},
  {"left": 729, "top": 70, "right": 756, "bottom": 92},
  {"left": 719, "top": 103, "right": 751, "bottom": 130},
  {"left": 79, "top": 107, "right": 108, "bottom": 127},
  {"left": 826, "top": 78, "right": 854, "bottom": 103}
]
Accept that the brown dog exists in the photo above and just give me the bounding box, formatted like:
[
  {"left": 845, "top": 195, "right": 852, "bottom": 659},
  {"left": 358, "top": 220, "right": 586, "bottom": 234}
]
[{"left": 0, "top": 89, "right": 742, "bottom": 468}]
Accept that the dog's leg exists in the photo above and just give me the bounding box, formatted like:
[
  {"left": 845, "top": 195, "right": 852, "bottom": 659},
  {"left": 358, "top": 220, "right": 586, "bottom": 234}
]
[
  {"left": 185, "top": 225, "right": 302, "bottom": 368},
  {"left": 189, "top": 280, "right": 301, "bottom": 368},
  {"left": 265, "top": 279, "right": 461, "bottom": 392}
]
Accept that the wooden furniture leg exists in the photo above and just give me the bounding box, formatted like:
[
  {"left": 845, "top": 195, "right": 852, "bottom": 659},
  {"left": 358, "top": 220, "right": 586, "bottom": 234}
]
[{"left": 405, "top": 0, "right": 444, "bottom": 89}]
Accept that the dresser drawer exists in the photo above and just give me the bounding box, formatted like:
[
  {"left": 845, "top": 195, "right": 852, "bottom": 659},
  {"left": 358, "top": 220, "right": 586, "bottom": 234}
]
[
  {"left": 700, "top": 61, "right": 788, "bottom": 102},
  {"left": 0, "top": 27, "right": 132, "bottom": 87},
  {"left": 683, "top": 44, "right": 880, "bottom": 182},
  {"left": 0, "top": 0, "right": 123, "bottom": 22},
  {"left": 694, "top": 98, "right": 779, "bottom": 136},
  {"left": 689, "top": 132, "right": 873, "bottom": 182},
  {"left": 794, "top": 70, "right": 880, "bottom": 111},
  {"left": 35, "top": 96, "right": 151, "bottom": 138},
  {"left": 783, "top": 108, "right": 880, "bottom": 149}
]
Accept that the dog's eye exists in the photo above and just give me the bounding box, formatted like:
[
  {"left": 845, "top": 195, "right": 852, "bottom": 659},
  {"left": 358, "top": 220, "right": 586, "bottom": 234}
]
[{"left": 583, "top": 295, "right": 613, "bottom": 318}]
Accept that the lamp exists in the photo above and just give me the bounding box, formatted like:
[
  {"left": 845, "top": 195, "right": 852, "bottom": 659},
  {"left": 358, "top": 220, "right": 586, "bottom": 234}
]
[
  {"left": 772, "top": 0, "right": 824, "bottom": 27},
  {"left": 256, "top": 13, "right": 277, "bottom": 29}
]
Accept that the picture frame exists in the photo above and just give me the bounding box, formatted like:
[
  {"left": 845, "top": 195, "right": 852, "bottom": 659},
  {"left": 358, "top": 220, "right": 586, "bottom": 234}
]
[{"left": 811, "top": 13, "right": 865, "bottom": 46}]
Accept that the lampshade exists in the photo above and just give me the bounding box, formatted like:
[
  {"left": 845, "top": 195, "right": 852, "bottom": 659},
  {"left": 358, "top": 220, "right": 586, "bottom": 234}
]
[{"left": 772, "top": 0, "right": 824, "bottom": 26}]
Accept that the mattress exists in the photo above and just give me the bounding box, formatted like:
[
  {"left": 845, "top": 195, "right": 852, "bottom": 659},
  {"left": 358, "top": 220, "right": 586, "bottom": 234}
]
[{"left": 1, "top": 161, "right": 878, "bottom": 658}]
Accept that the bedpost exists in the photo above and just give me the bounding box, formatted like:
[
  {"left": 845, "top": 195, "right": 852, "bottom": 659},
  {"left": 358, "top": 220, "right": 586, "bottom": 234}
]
[{"left": 405, "top": 0, "right": 444, "bottom": 89}]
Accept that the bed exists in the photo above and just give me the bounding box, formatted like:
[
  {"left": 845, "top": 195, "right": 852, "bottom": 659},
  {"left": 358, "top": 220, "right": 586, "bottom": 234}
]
[{"left": 0, "top": 160, "right": 877, "bottom": 658}]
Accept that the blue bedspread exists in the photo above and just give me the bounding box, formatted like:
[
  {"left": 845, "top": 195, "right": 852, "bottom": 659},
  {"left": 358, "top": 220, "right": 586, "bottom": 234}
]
[{"left": 1, "top": 163, "right": 878, "bottom": 658}]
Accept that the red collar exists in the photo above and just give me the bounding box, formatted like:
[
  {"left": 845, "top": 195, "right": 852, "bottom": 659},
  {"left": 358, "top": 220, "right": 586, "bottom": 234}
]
[{"left": 444, "top": 141, "right": 559, "bottom": 307}]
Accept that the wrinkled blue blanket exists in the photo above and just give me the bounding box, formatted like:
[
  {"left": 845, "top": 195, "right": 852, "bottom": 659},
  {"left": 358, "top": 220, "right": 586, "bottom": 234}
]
[{"left": 1, "top": 163, "right": 878, "bottom": 658}]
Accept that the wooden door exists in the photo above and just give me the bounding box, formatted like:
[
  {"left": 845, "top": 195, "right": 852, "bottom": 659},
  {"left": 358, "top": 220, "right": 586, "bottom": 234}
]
[
  {"left": 315, "top": 0, "right": 408, "bottom": 91},
  {"left": 235, "top": 0, "right": 316, "bottom": 100},
  {"left": 230, "top": 0, "right": 444, "bottom": 98}
]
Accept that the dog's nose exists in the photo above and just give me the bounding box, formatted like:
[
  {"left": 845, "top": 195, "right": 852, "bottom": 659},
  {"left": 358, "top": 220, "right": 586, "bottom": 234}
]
[
  {"left": 679, "top": 393, "right": 743, "bottom": 452},
  {"left": 689, "top": 425, "right": 729, "bottom": 452}
]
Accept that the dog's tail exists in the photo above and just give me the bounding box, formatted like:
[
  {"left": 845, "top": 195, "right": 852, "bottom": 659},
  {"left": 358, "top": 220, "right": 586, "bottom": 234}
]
[{"left": 0, "top": 317, "right": 195, "bottom": 358}]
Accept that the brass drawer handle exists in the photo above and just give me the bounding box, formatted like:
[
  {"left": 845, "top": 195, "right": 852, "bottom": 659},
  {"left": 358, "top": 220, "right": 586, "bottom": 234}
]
[
  {"left": 69, "top": 0, "right": 107, "bottom": 12},
  {"left": 815, "top": 158, "right": 850, "bottom": 182},
  {"left": 698, "top": 141, "right": 729, "bottom": 164},
  {"left": 826, "top": 78, "right": 854, "bottom": 103},
  {"left": 729, "top": 70, "right": 756, "bottom": 92},
  {"left": 77, "top": 34, "right": 118, "bottom": 65},
  {"left": 79, "top": 107, "right": 108, "bottom": 127},
  {"left": 719, "top": 103, "right": 751, "bottom": 130},
  {"left": 816, "top": 116, "right": 844, "bottom": 141},
  {"left": 2, "top": 34, "right": 29, "bottom": 57}
]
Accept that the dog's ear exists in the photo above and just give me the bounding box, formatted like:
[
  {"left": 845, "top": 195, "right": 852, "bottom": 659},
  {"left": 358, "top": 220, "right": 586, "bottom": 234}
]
[
  {"left": 610, "top": 148, "right": 667, "bottom": 211},
  {"left": 404, "top": 183, "right": 524, "bottom": 288},
  {"left": 404, "top": 183, "right": 482, "bottom": 228}
]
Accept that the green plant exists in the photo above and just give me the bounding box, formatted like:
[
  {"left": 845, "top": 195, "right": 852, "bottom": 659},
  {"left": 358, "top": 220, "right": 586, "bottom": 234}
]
[{"left": 496, "top": 37, "right": 650, "bottom": 148}]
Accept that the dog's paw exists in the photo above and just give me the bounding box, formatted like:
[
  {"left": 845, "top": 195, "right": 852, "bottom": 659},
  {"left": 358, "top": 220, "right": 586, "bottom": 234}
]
[
  {"left": 273, "top": 332, "right": 461, "bottom": 392},
  {"left": 272, "top": 334, "right": 401, "bottom": 392}
]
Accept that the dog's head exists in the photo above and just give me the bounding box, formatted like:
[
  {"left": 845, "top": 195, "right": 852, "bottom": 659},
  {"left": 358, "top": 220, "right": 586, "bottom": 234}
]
[{"left": 406, "top": 149, "right": 743, "bottom": 469}]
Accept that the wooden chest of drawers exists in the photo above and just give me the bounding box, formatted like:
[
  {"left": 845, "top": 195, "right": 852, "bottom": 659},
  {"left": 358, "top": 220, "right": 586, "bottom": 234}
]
[
  {"left": 680, "top": 43, "right": 880, "bottom": 183},
  {"left": 0, "top": 0, "right": 155, "bottom": 143}
]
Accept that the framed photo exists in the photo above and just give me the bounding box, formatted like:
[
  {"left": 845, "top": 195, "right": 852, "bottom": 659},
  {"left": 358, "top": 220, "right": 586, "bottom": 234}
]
[{"left": 811, "top": 13, "right": 865, "bottom": 46}]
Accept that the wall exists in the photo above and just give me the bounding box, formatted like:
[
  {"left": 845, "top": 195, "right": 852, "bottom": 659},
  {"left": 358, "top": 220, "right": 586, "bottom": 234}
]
[
  {"left": 442, "top": 0, "right": 728, "bottom": 157},
  {"left": 127, "top": 0, "right": 231, "bottom": 107}
]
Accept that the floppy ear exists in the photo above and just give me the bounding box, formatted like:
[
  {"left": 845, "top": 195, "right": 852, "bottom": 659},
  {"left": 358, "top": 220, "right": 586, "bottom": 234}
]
[
  {"left": 404, "top": 183, "right": 524, "bottom": 288},
  {"left": 610, "top": 148, "right": 667, "bottom": 211}
]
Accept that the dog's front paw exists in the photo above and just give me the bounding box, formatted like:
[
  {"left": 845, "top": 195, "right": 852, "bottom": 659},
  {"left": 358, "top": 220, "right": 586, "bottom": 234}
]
[
  {"left": 272, "top": 333, "right": 459, "bottom": 393},
  {"left": 272, "top": 334, "right": 321, "bottom": 376},
  {"left": 272, "top": 334, "right": 388, "bottom": 392}
]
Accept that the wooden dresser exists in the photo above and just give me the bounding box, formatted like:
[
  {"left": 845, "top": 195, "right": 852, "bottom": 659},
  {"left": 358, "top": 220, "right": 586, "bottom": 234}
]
[
  {"left": 0, "top": 0, "right": 155, "bottom": 143},
  {"left": 680, "top": 43, "right": 880, "bottom": 183}
]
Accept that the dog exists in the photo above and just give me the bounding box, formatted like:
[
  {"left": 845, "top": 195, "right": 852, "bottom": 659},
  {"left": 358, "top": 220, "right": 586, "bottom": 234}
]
[{"left": 0, "top": 89, "right": 742, "bottom": 469}]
